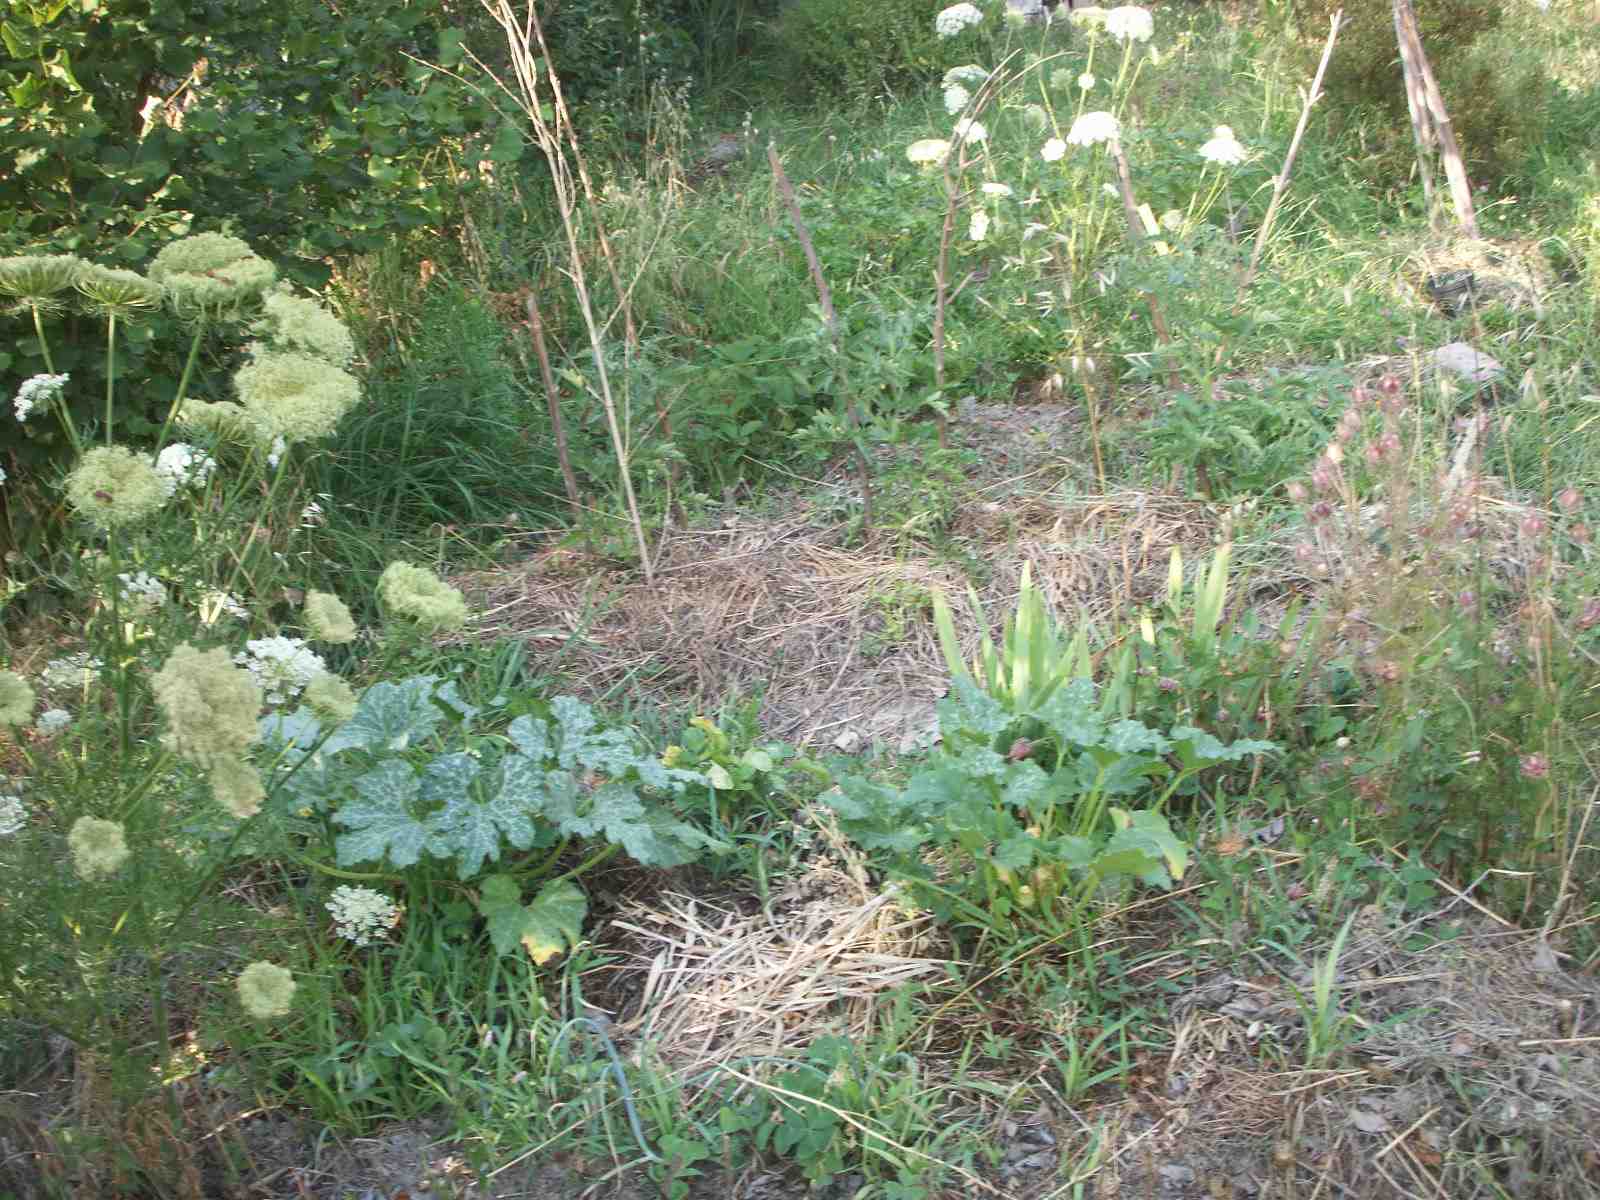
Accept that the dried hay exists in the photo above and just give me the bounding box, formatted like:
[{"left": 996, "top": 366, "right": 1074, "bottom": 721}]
[
  {"left": 449, "top": 472, "right": 1232, "bottom": 749},
  {"left": 605, "top": 822, "right": 945, "bottom": 1072}
]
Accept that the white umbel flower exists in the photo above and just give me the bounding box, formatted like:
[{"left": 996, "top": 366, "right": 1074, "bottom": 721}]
[
  {"left": 906, "top": 138, "right": 952, "bottom": 165},
  {"left": 12, "top": 373, "right": 68, "bottom": 422},
  {"left": 944, "top": 84, "right": 971, "bottom": 114},
  {"left": 153, "top": 442, "right": 216, "bottom": 496},
  {"left": 1105, "top": 5, "right": 1153, "bottom": 42},
  {"left": 969, "top": 211, "right": 991, "bottom": 242},
  {"left": 953, "top": 117, "right": 987, "bottom": 145},
  {"left": 326, "top": 885, "right": 402, "bottom": 947},
  {"left": 235, "top": 636, "right": 327, "bottom": 705},
  {"left": 1040, "top": 137, "right": 1067, "bottom": 162},
  {"left": 1068, "top": 5, "right": 1108, "bottom": 30},
  {"left": 942, "top": 64, "right": 989, "bottom": 88},
  {"left": 1066, "top": 111, "right": 1120, "bottom": 146},
  {"left": 981, "top": 182, "right": 1013, "bottom": 197},
  {"left": 935, "top": 3, "right": 984, "bottom": 37},
  {"left": 1199, "top": 125, "right": 1247, "bottom": 166}
]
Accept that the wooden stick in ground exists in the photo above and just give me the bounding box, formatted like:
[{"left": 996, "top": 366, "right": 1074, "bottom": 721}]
[
  {"left": 1391, "top": 0, "right": 1438, "bottom": 225},
  {"left": 524, "top": 290, "right": 582, "bottom": 517},
  {"left": 1392, "top": 0, "right": 1479, "bottom": 239},
  {"left": 1242, "top": 9, "right": 1344, "bottom": 290},
  {"left": 767, "top": 142, "right": 873, "bottom": 532}
]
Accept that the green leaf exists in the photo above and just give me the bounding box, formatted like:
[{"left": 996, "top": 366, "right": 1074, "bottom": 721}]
[
  {"left": 430, "top": 755, "right": 546, "bottom": 879},
  {"left": 993, "top": 834, "right": 1036, "bottom": 870},
  {"left": 522, "top": 879, "right": 587, "bottom": 963},
  {"left": 1105, "top": 721, "right": 1171, "bottom": 756},
  {"left": 1034, "top": 677, "right": 1104, "bottom": 746},
  {"left": 477, "top": 875, "right": 587, "bottom": 964},
  {"left": 324, "top": 675, "right": 442, "bottom": 753},
  {"left": 477, "top": 874, "right": 529, "bottom": 956},
  {"left": 551, "top": 695, "right": 643, "bottom": 774},
  {"left": 488, "top": 121, "right": 525, "bottom": 163},
  {"left": 1107, "top": 807, "right": 1189, "bottom": 883},
  {"left": 506, "top": 714, "right": 551, "bottom": 762},
  {"left": 1168, "top": 726, "right": 1278, "bottom": 769},
  {"left": 937, "top": 676, "right": 1011, "bottom": 741},
  {"left": 335, "top": 760, "right": 429, "bottom": 868}
]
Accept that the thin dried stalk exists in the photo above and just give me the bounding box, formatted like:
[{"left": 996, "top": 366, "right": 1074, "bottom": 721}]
[
  {"left": 479, "top": 0, "right": 653, "bottom": 582},
  {"left": 767, "top": 142, "right": 873, "bottom": 531},
  {"left": 1243, "top": 10, "right": 1344, "bottom": 290}
]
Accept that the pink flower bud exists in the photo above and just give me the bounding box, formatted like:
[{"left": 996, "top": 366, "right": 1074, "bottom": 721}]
[
  {"left": 1519, "top": 753, "right": 1548, "bottom": 780},
  {"left": 1364, "top": 443, "right": 1384, "bottom": 466},
  {"left": 1557, "top": 487, "right": 1583, "bottom": 513},
  {"left": 1520, "top": 513, "right": 1547, "bottom": 538},
  {"left": 1377, "top": 373, "right": 1401, "bottom": 395},
  {"left": 1286, "top": 480, "right": 1308, "bottom": 504}
]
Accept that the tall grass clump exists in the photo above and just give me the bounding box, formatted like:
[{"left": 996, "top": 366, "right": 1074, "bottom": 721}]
[{"left": 312, "top": 278, "right": 569, "bottom": 584}]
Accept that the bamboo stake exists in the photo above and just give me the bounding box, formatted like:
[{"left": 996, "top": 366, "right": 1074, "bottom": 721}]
[
  {"left": 1391, "top": 0, "right": 1437, "bottom": 223},
  {"left": 1242, "top": 10, "right": 1344, "bottom": 290},
  {"left": 767, "top": 143, "right": 874, "bottom": 532},
  {"left": 1392, "top": 0, "right": 1479, "bottom": 238}
]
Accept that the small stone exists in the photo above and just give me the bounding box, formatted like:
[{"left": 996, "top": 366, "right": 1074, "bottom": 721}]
[{"left": 1429, "top": 342, "right": 1503, "bottom": 386}]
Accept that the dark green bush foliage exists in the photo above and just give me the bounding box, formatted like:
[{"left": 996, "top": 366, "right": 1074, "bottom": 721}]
[
  {"left": 0, "top": 0, "right": 506, "bottom": 278},
  {"left": 772, "top": 0, "right": 987, "bottom": 98},
  {"left": 1293, "top": 0, "right": 1545, "bottom": 186}
]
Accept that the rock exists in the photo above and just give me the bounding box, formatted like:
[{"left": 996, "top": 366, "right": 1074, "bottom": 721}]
[{"left": 1429, "top": 342, "right": 1504, "bottom": 386}]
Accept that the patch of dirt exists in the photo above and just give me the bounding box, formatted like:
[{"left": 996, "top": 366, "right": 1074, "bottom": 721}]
[{"left": 1093, "top": 913, "right": 1600, "bottom": 1200}]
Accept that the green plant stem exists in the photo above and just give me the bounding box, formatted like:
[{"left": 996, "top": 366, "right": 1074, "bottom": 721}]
[
  {"left": 31, "top": 303, "right": 82, "bottom": 454},
  {"left": 276, "top": 845, "right": 406, "bottom": 884},
  {"left": 151, "top": 322, "right": 207, "bottom": 455},
  {"left": 543, "top": 840, "right": 621, "bottom": 887},
  {"left": 105, "top": 536, "right": 134, "bottom": 761},
  {"left": 104, "top": 311, "right": 118, "bottom": 446},
  {"left": 224, "top": 448, "right": 292, "bottom": 597}
]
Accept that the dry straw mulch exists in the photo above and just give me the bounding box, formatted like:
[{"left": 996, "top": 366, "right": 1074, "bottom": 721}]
[
  {"left": 450, "top": 461, "right": 1229, "bottom": 750},
  {"left": 605, "top": 835, "right": 944, "bottom": 1071}
]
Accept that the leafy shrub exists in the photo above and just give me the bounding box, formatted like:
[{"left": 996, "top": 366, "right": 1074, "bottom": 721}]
[
  {"left": 0, "top": 0, "right": 505, "bottom": 277},
  {"left": 824, "top": 676, "right": 1274, "bottom": 937},
  {"left": 264, "top": 681, "right": 720, "bottom": 885}
]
